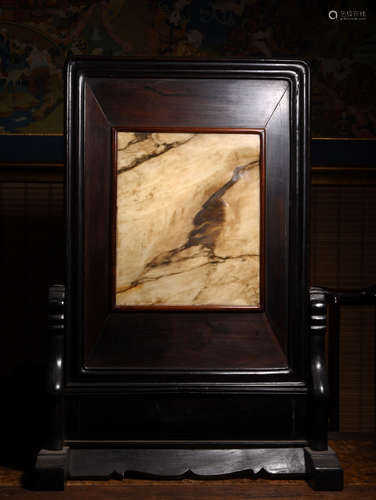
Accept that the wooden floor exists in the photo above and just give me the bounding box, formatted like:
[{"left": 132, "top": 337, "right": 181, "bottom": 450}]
[{"left": 1, "top": 436, "right": 376, "bottom": 499}]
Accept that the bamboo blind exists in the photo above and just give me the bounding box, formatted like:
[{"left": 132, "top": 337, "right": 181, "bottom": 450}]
[
  {"left": 1, "top": 171, "right": 375, "bottom": 431},
  {"left": 311, "top": 181, "right": 376, "bottom": 431}
]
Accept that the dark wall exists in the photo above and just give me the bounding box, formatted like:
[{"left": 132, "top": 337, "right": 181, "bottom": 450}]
[{"left": 0, "top": 171, "right": 64, "bottom": 468}]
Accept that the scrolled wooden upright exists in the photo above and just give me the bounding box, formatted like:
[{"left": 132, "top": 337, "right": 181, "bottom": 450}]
[
  {"left": 34, "top": 58, "right": 343, "bottom": 490},
  {"left": 304, "top": 287, "right": 343, "bottom": 490}
]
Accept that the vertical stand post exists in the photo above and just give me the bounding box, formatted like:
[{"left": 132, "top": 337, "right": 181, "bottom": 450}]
[
  {"left": 46, "top": 284, "right": 65, "bottom": 450},
  {"left": 34, "top": 284, "right": 68, "bottom": 490},
  {"left": 309, "top": 287, "right": 329, "bottom": 451},
  {"left": 304, "top": 287, "right": 343, "bottom": 491}
]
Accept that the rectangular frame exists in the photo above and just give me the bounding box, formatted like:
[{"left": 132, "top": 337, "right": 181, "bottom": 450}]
[{"left": 65, "top": 58, "right": 310, "bottom": 386}]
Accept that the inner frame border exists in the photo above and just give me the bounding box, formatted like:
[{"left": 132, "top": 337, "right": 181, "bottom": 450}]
[{"left": 111, "top": 127, "right": 266, "bottom": 312}]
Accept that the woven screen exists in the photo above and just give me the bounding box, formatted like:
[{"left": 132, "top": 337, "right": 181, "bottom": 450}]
[
  {"left": 1, "top": 171, "right": 375, "bottom": 431},
  {"left": 1, "top": 179, "right": 64, "bottom": 376},
  {"left": 311, "top": 180, "right": 376, "bottom": 432}
]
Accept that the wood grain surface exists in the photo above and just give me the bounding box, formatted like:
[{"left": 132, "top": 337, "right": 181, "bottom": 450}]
[{"left": 67, "top": 59, "right": 302, "bottom": 372}]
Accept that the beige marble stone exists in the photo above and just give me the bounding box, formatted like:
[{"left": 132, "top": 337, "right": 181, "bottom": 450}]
[{"left": 115, "top": 132, "right": 260, "bottom": 306}]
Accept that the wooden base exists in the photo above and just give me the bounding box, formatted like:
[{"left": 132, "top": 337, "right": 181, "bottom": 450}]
[
  {"left": 33, "top": 445, "right": 343, "bottom": 491},
  {"left": 33, "top": 447, "right": 69, "bottom": 490},
  {"left": 304, "top": 447, "right": 344, "bottom": 491}
]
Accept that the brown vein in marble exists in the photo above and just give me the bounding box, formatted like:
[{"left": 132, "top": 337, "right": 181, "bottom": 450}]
[
  {"left": 186, "top": 159, "right": 258, "bottom": 250},
  {"left": 116, "top": 159, "right": 259, "bottom": 295},
  {"left": 118, "top": 133, "right": 194, "bottom": 174},
  {"left": 116, "top": 252, "right": 256, "bottom": 294},
  {"left": 117, "top": 132, "right": 149, "bottom": 151},
  {"left": 143, "top": 159, "right": 258, "bottom": 268}
]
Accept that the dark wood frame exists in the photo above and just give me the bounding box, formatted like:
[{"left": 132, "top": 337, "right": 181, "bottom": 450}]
[
  {"left": 65, "top": 58, "right": 308, "bottom": 379},
  {"left": 33, "top": 58, "right": 343, "bottom": 491}
]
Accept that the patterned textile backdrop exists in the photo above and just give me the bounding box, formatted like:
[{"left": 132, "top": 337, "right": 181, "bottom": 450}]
[{"left": 0, "top": 0, "right": 375, "bottom": 136}]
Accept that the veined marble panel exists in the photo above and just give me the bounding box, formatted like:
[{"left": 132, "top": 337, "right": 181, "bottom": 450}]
[{"left": 115, "top": 132, "right": 260, "bottom": 306}]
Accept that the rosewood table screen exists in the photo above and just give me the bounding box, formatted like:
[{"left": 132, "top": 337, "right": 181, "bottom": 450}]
[{"left": 34, "top": 58, "right": 342, "bottom": 491}]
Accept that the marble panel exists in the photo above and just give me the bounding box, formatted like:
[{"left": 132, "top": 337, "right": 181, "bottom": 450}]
[{"left": 116, "top": 132, "right": 260, "bottom": 306}]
